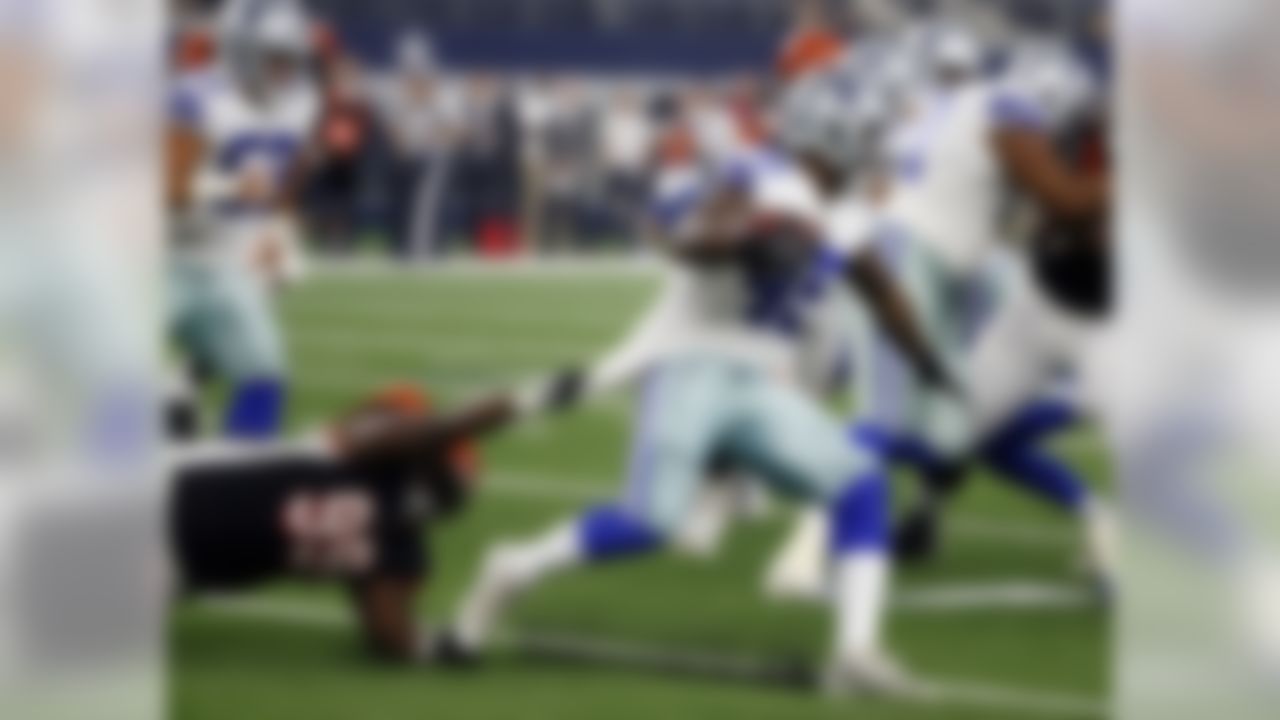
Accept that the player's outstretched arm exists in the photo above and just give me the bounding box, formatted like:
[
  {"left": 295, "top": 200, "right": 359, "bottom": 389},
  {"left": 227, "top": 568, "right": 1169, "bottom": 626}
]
[
  {"left": 334, "top": 320, "right": 666, "bottom": 469},
  {"left": 335, "top": 364, "right": 602, "bottom": 465},
  {"left": 336, "top": 393, "right": 518, "bottom": 465},
  {"left": 844, "top": 251, "right": 953, "bottom": 391},
  {"left": 993, "top": 126, "right": 1109, "bottom": 221}
]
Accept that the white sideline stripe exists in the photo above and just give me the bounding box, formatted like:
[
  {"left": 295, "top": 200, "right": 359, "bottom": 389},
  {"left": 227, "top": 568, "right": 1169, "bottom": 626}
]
[
  {"left": 308, "top": 257, "right": 663, "bottom": 279},
  {"left": 192, "top": 598, "right": 1103, "bottom": 718},
  {"left": 895, "top": 581, "right": 1092, "bottom": 611},
  {"left": 482, "top": 473, "right": 1074, "bottom": 549}
]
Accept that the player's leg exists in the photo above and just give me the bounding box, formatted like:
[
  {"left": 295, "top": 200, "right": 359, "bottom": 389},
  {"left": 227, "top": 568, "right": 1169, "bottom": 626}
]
[
  {"left": 965, "top": 285, "right": 1116, "bottom": 584},
  {"left": 979, "top": 394, "right": 1117, "bottom": 585},
  {"left": 913, "top": 277, "right": 1048, "bottom": 516},
  {"left": 731, "top": 377, "right": 905, "bottom": 692},
  {"left": 979, "top": 394, "right": 1087, "bottom": 512},
  {"left": 167, "top": 263, "right": 213, "bottom": 439},
  {"left": 206, "top": 268, "right": 289, "bottom": 439},
  {"left": 672, "top": 452, "right": 765, "bottom": 559},
  {"left": 853, "top": 231, "right": 976, "bottom": 560},
  {"left": 446, "top": 358, "right": 733, "bottom": 657},
  {"left": 763, "top": 427, "right": 929, "bottom": 603}
]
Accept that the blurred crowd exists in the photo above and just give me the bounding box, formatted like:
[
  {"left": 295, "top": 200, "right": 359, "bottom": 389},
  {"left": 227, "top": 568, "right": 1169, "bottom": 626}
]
[
  {"left": 167, "top": 0, "right": 851, "bottom": 259},
  {"left": 174, "top": 34, "right": 769, "bottom": 259}
]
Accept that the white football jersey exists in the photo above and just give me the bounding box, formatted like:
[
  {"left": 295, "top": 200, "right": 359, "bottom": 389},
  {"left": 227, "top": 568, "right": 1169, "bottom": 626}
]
[
  {"left": 170, "top": 67, "right": 319, "bottom": 264},
  {"left": 884, "top": 78, "right": 1005, "bottom": 274},
  {"left": 621, "top": 150, "right": 873, "bottom": 385}
]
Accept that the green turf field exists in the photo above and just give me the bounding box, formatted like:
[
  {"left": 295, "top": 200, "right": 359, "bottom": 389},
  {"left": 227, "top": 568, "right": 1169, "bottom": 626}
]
[{"left": 174, "top": 264, "right": 1110, "bottom": 719}]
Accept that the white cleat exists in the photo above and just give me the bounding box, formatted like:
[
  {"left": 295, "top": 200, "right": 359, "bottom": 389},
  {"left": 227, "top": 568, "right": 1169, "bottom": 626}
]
[
  {"left": 763, "top": 511, "right": 831, "bottom": 603},
  {"left": 763, "top": 562, "right": 831, "bottom": 603},
  {"left": 822, "top": 652, "right": 931, "bottom": 699},
  {"left": 1076, "top": 499, "right": 1119, "bottom": 604},
  {"left": 452, "top": 543, "right": 533, "bottom": 651}
]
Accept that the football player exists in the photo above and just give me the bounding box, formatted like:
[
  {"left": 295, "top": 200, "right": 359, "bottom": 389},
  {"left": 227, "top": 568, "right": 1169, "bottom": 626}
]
[
  {"left": 434, "top": 73, "right": 953, "bottom": 696},
  {"left": 767, "top": 8, "right": 1115, "bottom": 596},
  {"left": 167, "top": 0, "right": 319, "bottom": 439},
  {"left": 170, "top": 383, "right": 516, "bottom": 662},
  {"left": 890, "top": 0, "right": 1116, "bottom": 576}
]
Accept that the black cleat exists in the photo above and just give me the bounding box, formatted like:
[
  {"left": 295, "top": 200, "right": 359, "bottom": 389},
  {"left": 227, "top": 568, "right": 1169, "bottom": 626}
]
[
  {"left": 892, "top": 506, "right": 941, "bottom": 564},
  {"left": 426, "top": 629, "right": 483, "bottom": 669}
]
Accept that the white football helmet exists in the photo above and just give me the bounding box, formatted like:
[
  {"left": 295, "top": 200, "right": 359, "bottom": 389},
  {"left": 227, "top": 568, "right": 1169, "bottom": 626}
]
[
  {"left": 775, "top": 71, "right": 892, "bottom": 176},
  {"left": 927, "top": 22, "right": 985, "bottom": 80},
  {"left": 217, "top": 0, "right": 312, "bottom": 96}
]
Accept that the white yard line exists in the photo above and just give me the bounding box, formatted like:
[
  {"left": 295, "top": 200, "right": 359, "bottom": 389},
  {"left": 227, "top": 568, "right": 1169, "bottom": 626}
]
[
  {"left": 895, "top": 580, "right": 1093, "bottom": 612},
  {"left": 190, "top": 597, "right": 1104, "bottom": 718},
  {"left": 922, "top": 676, "right": 1105, "bottom": 719},
  {"left": 483, "top": 472, "right": 1075, "bottom": 549}
]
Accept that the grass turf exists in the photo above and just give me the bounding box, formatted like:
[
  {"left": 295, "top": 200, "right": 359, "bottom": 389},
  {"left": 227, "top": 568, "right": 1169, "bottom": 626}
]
[{"left": 173, "top": 266, "right": 1109, "bottom": 719}]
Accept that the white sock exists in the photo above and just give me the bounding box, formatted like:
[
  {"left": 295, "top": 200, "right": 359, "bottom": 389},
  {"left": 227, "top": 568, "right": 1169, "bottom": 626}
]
[
  {"left": 832, "top": 551, "right": 891, "bottom": 661},
  {"left": 1081, "top": 497, "right": 1118, "bottom": 584},
  {"left": 454, "top": 519, "right": 583, "bottom": 649}
]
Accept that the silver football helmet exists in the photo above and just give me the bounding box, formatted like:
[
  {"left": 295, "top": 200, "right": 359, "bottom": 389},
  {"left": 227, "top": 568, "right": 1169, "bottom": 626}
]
[
  {"left": 217, "top": 0, "right": 312, "bottom": 98},
  {"left": 775, "top": 71, "right": 893, "bottom": 177}
]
